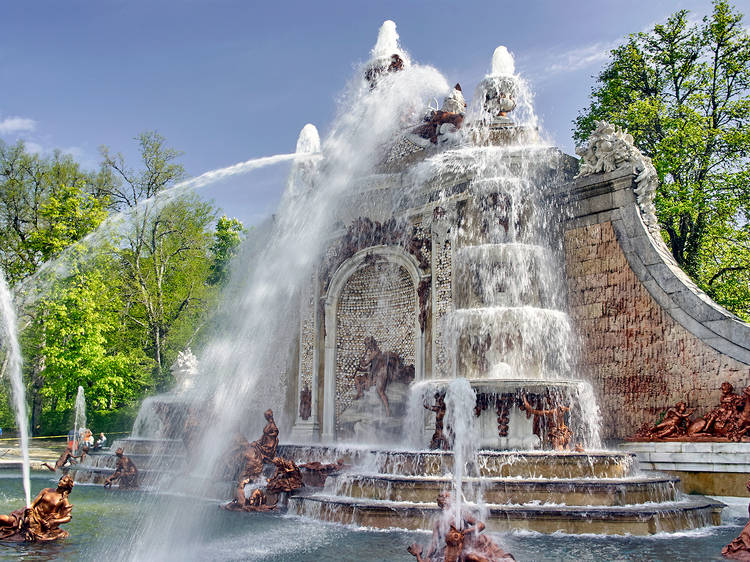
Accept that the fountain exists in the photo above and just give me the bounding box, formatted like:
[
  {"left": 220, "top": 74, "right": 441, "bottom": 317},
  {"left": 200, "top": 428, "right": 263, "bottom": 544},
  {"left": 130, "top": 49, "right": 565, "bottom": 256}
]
[{"left": 63, "top": 19, "right": 734, "bottom": 561}]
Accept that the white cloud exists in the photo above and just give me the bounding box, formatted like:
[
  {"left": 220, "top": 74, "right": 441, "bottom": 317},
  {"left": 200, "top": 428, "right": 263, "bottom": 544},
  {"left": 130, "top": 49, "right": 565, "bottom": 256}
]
[
  {"left": 544, "top": 41, "right": 619, "bottom": 75},
  {"left": 0, "top": 116, "right": 36, "bottom": 135}
]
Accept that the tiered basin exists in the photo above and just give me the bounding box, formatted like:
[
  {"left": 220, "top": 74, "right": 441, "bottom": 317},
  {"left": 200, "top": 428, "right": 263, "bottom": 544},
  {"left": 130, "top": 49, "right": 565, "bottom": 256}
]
[
  {"left": 70, "top": 437, "right": 187, "bottom": 486},
  {"left": 282, "top": 445, "right": 724, "bottom": 535}
]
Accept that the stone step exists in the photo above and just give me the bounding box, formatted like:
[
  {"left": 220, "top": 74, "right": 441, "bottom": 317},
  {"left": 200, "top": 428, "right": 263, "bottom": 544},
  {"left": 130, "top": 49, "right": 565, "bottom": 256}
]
[
  {"left": 279, "top": 445, "right": 638, "bottom": 479},
  {"left": 327, "top": 473, "right": 680, "bottom": 506},
  {"left": 288, "top": 493, "right": 724, "bottom": 535}
]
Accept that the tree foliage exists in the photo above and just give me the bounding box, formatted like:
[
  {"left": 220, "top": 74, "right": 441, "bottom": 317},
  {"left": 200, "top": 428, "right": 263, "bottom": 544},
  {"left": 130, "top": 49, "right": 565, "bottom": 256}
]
[
  {"left": 0, "top": 133, "right": 246, "bottom": 431},
  {"left": 574, "top": 1, "right": 750, "bottom": 319}
]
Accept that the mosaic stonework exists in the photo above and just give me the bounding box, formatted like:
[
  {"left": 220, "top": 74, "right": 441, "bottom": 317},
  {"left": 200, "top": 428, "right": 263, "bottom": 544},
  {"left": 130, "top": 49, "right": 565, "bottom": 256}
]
[
  {"left": 433, "top": 238, "right": 453, "bottom": 377},
  {"left": 298, "top": 275, "right": 316, "bottom": 392},
  {"left": 334, "top": 261, "right": 417, "bottom": 429},
  {"left": 564, "top": 221, "right": 750, "bottom": 439}
]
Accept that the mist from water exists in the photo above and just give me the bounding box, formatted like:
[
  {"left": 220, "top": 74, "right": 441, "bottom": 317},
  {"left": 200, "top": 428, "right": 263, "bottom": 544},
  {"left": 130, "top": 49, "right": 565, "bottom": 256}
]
[
  {"left": 119, "top": 21, "right": 450, "bottom": 561},
  {"left": 0, "top": 272, "right": 31, "bottom": 507}
]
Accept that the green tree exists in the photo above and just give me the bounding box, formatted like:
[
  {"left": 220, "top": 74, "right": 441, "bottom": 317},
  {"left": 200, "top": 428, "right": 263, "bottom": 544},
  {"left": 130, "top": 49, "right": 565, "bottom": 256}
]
[
  {"left": 28, "top": 246, "right": 152, "bottom": 415},
  {"left": 573, "top": 1, "right": 750, "bottom": 319},
  {"left": 208, "top": 215, "right": 246, "bottom": 286},
  {"left": 101, "top": 132, "right": 218, "bottom": 384},
  {"left": 0, "top": 142, "right": 110, "bottom": 284}
]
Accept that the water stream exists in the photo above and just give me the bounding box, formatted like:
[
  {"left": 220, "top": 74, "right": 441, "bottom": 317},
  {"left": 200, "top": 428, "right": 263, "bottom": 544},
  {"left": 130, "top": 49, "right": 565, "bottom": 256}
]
[{"left": 0, "top": 271, "right": 31, "bottom": 507}]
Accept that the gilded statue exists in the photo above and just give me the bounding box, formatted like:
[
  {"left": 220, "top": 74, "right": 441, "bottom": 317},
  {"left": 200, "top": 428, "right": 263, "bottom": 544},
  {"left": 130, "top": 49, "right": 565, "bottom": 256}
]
[{"left": 0, "top": 475, "right": 74, "bottom": 542}]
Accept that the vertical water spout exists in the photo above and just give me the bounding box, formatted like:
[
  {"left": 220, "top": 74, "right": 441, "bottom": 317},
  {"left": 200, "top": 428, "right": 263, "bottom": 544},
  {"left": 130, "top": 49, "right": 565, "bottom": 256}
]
[
  {"left": 73, "top": 386, "right": 87, "bottom": 453},
  {"left": 444, "top": 378, "right": 477, "bottom": 527},
  {"left": 0, "top": 272, "right": 30, "bottom": 507}
]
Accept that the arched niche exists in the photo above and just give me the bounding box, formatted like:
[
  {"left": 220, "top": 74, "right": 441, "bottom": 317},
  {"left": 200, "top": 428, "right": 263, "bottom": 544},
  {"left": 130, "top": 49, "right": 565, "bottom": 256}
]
[{"left": 321, "top": 246, "right": 426, "bottom": 442}]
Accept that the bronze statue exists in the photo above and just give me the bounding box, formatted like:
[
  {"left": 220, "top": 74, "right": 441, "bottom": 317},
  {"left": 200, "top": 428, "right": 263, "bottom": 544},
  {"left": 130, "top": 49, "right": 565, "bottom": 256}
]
[
  {"left": 723, "top": 479, "right": 750, "bottom": 559},
  {"left": 425, "top": 392, "right": 450, "bottom": 450},
  {"left": 299, "top": 459, "right": 345, "bottom": 487},
  {"left": 352, "top": 336, "right": 415, "bottom": 417},
  {"left": 688, "top": 382, "right": 743, "bottom": 438},
  {"left": 630, "top": 382, "right": 750, "bottom": 442},
  {"left": 103, "top": 447, "right": 138, "bottom": 489},
  {"left": 222, "top": 488, "right": 277, "bottom": 512},
  {"left": 227, "top": 432, "right": 264, "bottom": 505},
  {"left": 266, "top": 457, "right": 304, "bottom": 494},
  {"left": 0, "top": 475, "right": 74, "bottom": 542},
  {"left": 299, "top": 385, "right": 312, "bottom": 421},
  {"left": 41, "top": 445, "right": 78, "bottom": 472},
  {"left": 522, "top": 395, "right": 572, "bottom": 451},
  {"left": 634, "top": 401, "right": 695, "bottom": 440},
  {"left": 364, "top": 53, "right": 404, "bottom": 88},
  {"left": 251, "top": 409, "right": 279, "bottom": 463},
  {"left": 407, "top": 492, "right": 514, "bottom": 562}
]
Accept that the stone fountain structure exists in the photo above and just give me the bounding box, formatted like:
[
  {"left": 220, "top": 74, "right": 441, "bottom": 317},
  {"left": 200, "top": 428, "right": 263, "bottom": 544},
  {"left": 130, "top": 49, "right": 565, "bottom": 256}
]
[{"left": 279, "top": 41, "right": 726, "bottom": 534}]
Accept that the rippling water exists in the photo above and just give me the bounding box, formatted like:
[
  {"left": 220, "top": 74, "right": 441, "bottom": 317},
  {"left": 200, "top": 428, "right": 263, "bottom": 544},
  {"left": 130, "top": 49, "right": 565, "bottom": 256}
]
[{"left": 0, "top": 475, "right": 743, "bottom": 561}]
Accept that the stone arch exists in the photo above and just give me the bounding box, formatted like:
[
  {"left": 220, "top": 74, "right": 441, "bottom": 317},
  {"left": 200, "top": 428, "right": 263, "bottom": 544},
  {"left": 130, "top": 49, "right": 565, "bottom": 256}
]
[{"left": 321, "top": 246, "right": 426, "bottom": 442}]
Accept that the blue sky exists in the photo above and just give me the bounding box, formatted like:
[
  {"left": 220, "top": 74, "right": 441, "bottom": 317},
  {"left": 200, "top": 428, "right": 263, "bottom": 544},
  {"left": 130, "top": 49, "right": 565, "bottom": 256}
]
[{"left": 0, "top": 0, "right": 737, "bottom": 226}]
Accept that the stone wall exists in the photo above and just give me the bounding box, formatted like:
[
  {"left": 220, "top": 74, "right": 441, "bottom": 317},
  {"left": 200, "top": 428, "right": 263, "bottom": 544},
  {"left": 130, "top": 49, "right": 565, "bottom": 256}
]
[
  {"left": 563, "top": 173, "right": 750, "bottom": 439},
  {"left": 334, "top": 260, "right": 416, "bottom": 429}
]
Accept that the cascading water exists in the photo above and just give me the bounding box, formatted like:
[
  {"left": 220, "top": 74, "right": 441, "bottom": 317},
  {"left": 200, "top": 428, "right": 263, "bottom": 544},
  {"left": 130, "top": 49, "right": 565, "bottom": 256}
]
[
  {"left": 116, "top": 20, "right": 451, "bottom": 560},
  {"left": 0, "top": 271, "right": 31, "bottom": 507}
]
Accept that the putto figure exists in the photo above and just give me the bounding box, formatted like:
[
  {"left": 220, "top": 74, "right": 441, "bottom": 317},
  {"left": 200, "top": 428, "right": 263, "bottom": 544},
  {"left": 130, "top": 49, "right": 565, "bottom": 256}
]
[
  {"left": 0, "top": 475, "right": 74, "bottom": 542},
  {"left": 352, "top": 336, "right": 415, "bottom": 417},
  {"left": 424, "top": 392, "right": 450, "bottom": 450},
  {"left": 634, "top": 401, "right": 695, "bottom": 440},
  {"left": 103, "top": 447, "right": 139, "bottom": 489},
  {"left": 521, "top": 395, "right": 572, "bottom": 451},
  {"left": 407, "top": 492, "right": 514, "bottom": 562}
]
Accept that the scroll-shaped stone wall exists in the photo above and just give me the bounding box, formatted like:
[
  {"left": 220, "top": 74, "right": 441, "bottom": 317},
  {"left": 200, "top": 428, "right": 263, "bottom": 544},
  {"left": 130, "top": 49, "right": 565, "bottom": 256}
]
[{"left": 562, "top": 169, "right": 750, "bottom": 439}]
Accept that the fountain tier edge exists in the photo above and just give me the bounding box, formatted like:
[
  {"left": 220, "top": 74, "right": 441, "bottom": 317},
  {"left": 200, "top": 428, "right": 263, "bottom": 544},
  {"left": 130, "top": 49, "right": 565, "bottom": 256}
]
[{"left": 280, "top": 445, "right": 723, "bottom": 535}]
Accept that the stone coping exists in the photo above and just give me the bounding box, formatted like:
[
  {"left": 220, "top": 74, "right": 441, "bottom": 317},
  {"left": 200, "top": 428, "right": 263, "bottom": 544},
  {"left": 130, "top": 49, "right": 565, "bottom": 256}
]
[
  {"left": 622, "top": 441, "right": 750, "bottom": 473},
  {"left": 564, "top": 168, "right": 750, "bottom": 365}
]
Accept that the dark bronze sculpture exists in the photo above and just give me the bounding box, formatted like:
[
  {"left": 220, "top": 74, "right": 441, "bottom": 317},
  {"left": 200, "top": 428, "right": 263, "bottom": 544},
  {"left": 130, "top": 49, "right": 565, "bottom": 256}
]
[
  {"left": 631, "top": 382, "right": 750, "bottom": 442},
  {"left": 226, "top": 409, "right": 281, "bottom": 507},
  {"left": 425, "top": 392, "right": 450, "bottom": 450},
  {"left": 407, "top": 492, "right": 515, "bottom": 562},
  {"left": 352, "top": 336, "right": 415, "bottom": 417},
  {"left": 41, "top": 445, "right": 78, "bottom": 472},
  {"left": 299, "top": 385, "right": 312, "bottom": 421},
  {"left": 251, "top": 409, "right": 279, "bottom": 463},
  {"left": 364, "top": 53, "right": 404, "bottom": 88},
  {"left": 522, "top": 395, "right": 572, "bottom": 451},
  {"left": 222, "top": 488, "right": 277, "bottom": 512},
  {"left": 723, "top": 479, "right": 750, "bottom": 560},
  {"left": 103, "top": 447, "right": 138, "bottom": 489},
  {"left": 299, "top": 459, "right": 345, "bottom": 487},
  {"left": 633, "top": 401, "right": 696, "bottom": 440},
  {"left": 266, "top": 457, "right": 304, "bottom": 494},
  {"left": 0, "top": 475, "right": 74, "bottom": 542}
]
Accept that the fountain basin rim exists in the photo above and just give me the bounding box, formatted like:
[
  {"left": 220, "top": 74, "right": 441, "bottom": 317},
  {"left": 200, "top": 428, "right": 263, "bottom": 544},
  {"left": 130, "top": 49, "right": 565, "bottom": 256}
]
[{"left": 328, "top": 473, "right": 679, "bottom": 486}]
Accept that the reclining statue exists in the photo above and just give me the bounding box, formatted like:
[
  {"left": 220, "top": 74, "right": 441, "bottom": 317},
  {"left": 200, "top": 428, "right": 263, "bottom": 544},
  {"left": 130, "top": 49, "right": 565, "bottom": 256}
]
[{"left": 0, "top": 475, "right": 74, "bottom": 542}]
